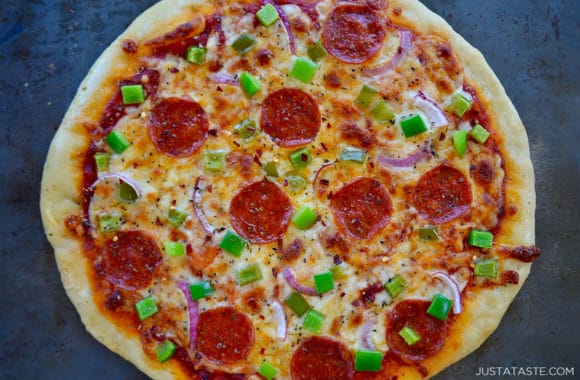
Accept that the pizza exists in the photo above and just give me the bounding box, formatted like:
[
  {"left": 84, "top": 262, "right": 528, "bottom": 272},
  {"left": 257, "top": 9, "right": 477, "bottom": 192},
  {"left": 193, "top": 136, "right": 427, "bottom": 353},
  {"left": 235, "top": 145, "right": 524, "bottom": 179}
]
[{"left": 40, "top": 0, "right": 540, "bottom": 379}]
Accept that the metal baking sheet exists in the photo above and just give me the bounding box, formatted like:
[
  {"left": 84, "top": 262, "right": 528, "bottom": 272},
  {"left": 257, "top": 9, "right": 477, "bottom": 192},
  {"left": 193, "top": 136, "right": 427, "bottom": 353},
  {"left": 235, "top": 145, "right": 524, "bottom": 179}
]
[{"left": 0, "top": 0, "right": 578, "bottom": 379}]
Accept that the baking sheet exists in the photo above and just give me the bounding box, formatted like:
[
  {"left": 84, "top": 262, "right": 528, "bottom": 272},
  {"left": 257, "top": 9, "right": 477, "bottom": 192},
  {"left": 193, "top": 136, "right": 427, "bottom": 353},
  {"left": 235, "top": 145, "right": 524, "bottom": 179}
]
[{"left": 0, "top": 0, "right": 578, "bottom": 379}]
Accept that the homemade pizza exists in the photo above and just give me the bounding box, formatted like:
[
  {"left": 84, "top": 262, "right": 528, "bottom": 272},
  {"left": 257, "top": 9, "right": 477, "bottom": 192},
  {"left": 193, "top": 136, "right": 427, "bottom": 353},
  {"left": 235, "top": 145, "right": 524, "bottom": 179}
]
[{"left": 40, "top": 0, "right": 540, "bottom": 379}]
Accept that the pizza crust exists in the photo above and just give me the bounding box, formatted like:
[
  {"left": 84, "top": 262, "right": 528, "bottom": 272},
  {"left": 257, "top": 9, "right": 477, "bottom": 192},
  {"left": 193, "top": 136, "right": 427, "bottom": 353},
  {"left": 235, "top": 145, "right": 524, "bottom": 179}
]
[{"left": 40, "top": 0, "right": 536, "bottom": 379}]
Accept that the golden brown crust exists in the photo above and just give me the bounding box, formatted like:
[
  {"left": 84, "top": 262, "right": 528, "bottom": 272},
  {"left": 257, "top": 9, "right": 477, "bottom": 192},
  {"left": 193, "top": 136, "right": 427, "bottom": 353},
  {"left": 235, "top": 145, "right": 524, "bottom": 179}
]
[{"left": 40, "top": 1, "right": 535, "bottom": 379}]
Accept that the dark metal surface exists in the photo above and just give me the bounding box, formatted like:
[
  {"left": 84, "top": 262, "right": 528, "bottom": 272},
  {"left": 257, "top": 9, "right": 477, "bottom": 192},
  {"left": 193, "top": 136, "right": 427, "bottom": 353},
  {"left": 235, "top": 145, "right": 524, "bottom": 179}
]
[{"left": 0, "top": 0, "right": 578, "bottom": 379}]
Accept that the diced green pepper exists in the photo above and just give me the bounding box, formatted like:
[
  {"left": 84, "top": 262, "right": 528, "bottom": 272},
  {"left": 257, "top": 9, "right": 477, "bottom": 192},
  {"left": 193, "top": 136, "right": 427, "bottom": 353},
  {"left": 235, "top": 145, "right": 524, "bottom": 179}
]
[
  {"left": 285, "top": 292, "right": 311, "bottom": 317},
  {"left": 474, "top": 258, "right": 498, "bottom": 279},
  {"left": 163, "top": 241, "right": 185, "bottom": 257},
  {"left": 120, "top": 84, "right": 145, "bottom": 105},
  {"left": 399, "top": 325, "right": 421, "bottom": 345},
  {"left": 219, "top": 230, "right": 247, "bottom": 257},
  {"left": 189, "top": 280, "right": 215, "bottom": 300},
  {"left": 289, "top": 147, "right": 312, "bottom": 169},
  {"left": 355, "top": 84, "right": 377, "bottom": 108},
  {"left": 263, "top": 161, "right": 279, "bottom": 178},
  {"left": 453, "top": 130, "right": 468, "bottom": 158},
  {"left": 232, "top": 33, "right": 257, "bottom": 54},
  {"left": 469, "top": 124, "right": 490, "bottom": 144},
  {"left": 105, "top": 130, "right": 130, "bottom": 154},
  {"left": 202, "top": 150, "right": 226, "bottom": 173},
  {"left": 118, "top": 181, "right": 139, "bottom": 203},
  {"left": 97, "top": 212, "right": 121, "bottom": 233},
  {"left": 135, "top": 297, "right": 158, "bottom": 321},
  {"left": 400, "top": 114, "right": 428, "bottom": 138},
  {"left": 452, "top": 93, "right": 472, "bottom": 117},
  {"left": 302, "top": 309, "right": 325, "bottom": 334},
  {"left": 292, "top": 205, "right": 317, "bottom": 230},
  {"left": 289, "top": 57, "right": 317, "bottom": 84},
  {"left": 340, "top": 146, "right": 366, "bottom": 163},
  {"left": 258, "top": 361, "right": 278, "bottom": 380},
  {"left": 238, "top": 263, "right": 263, "bottom": 286},
  {"left": 240, "top": 71, "right": 261, "bottom": 97},
  {"left": 419, "top": 226, "right": 440, "bottom": 242},
  {"left": 167, "top": 208, "right": 187, "bottom": 227},
  {"left": 427, "top": 294, "right": 452, "bottom": 321},
  {"left": 286, "top": 172, "right": 306, "bottom": 191},
  {"left": 370, "top": 100, "right": 395, "bottom": 124},
  {"left": 156, "top": 340, "right": 176, "bottom": 363},
  {"left": 256, "top": 3, "right": 279, "bottom": 27},
  {"left": 307, "top": 41, "right": 327, "bottom": 62},
  {"left": 94, "top": 153, "right": 110, "bottom": 172},
  {"left": 355, "top": 350, "right": 383, "bottom": 372},
  {"left": 313, "top": 271, "right": 334, "bottom": 294},
  {"left": 186, "top": 46, "right": 206, "bottom": 65},
  {"left": 384, "top": 275, "right": 407, "bottom": 299},
  {"left": 233, "top": 119, "right": 257, "bottom": 139},
  {"left": 330, "top": 265, "right": 345, "bottom": 280},
  {"left": 468, "top": 229, "right": 494, "bottom": 248}
]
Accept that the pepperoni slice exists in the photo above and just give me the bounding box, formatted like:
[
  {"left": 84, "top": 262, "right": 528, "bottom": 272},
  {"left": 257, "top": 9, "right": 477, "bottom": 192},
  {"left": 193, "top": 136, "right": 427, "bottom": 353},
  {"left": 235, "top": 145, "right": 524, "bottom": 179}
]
[
  {"left": 322, "top": 5, "right": 385, "bottom": 63},
  {"left": 260, "top": 88, "right": 321, "bottom": 147},
  {"left": 290, "top": 336, "right": 354, "bottom": 380},
  {"left": 229, "top": 179, "right": 293, "bottom": 243},
  {"left": 413, "top": 164, "right": 472, "bottom": 223},
  {"left": 99, "top": 230, "right": 162, "bottom": 290},
  {"left": 330, "top": 178, "right": 392, "bottom": 240},
  {"left": 196, "top": 307, "right": 254, "bottom": 364},
  {"left": 385, "top": 300, "right": 446, "bottom": 362},
  {"left": 148, "top": 98, "right": 208, "bottom": 158}
]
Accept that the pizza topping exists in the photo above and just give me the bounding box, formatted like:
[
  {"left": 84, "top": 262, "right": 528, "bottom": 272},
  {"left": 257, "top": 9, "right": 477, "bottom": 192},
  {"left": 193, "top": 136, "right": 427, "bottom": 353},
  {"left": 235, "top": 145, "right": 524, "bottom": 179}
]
[
  {"left": 385, "top": 300, "right": 446, "bottom": 362},
  {"left": 156, "top": 340, "right": 176, "bottom": 363},
  {"left": 330, "top": 178, "right": 392, "bottom": 240},
  {"left": 91, "top": 173, "right": 143, "bottom": 200},
  {"left": 302, "top": 309, "right": 325, "bottom": 333},
  {"left": 212, "top": 72, "right": 240, "bottom": 86},
  {"left": 400, "top": 114, "right": 428, "bottom": 138},
  {"left": 360, "top": 317, "right": 377, "bottom": 350},
  {"left": 229, "top": 179, "right": 292, "bottom": 243},
  {"left": 369, "top": 100, "right": 395, "bottom": 124},
  {"left": 196, "top": 306, "right": 254, "bottom": 364},
  {"left": 426, "top": 294, "right": 452, "bottom": 321},
  {"left": 260, "top": 88, "right": 321, "bottom": 147},
  {"left": 398, "top": 325, "right": 421, "bottom": 345},
  {"left": 340, "top": 146, "right": 367, "bottom": 163},
  {"left": 474, "top": 258, "right": 498, "bottom": 279},
  {"left": 256, "top": 3, "right": 280, "bottom": 27},
  {"left": 384, "top": 274, "right": 408, "bottom": 299},
  {"left": 238, "top": 263, "right": 263, "bottom": 285},
  {"left": 339, "top": 121, "right": 375, "bottom": 148},
  {"left": 414, "top": 91, "right": 448, "bottom": 128},
  {"left": 354, "top": 350, "right": 383, "bottom": 372},
  {"left": 282, "top": 267, "right": 318, "bottom": 296},
  {"left": 469, "top": 124, "right": 490, "bottom": 144},
  {"left": 291, "top": 336, "right": 354, "bottom": 380},
  {"left": 432, "top": 271, "right": 463, "bottom": 314},
  {"left": 219, "top": 230, "right": 248, "bottom": 257},
  {"left": 97, "top": 212, "right": 122, "bottom": 234},
  {"left": 135, "top": 296, "right": 158, "bottom": 320},
  {"left": 313, "top": 271, "right": 335, "bottom": 294},
  {"left": 453, "top": 130, "right": 468, "bottom": 158},
  {"left": 498, "top": 245, "right": 541, "bottom": 263},
  {"left": 163, "top": 241, "right": 185, "bottom": 257},
  {"left": 105, "top": 130, "right": 130, "bottom": 154},
  {"left": 97, "top": 230, "right": 162, "bottom": 290},
  {"left": 120, "top": 84, "right": 145, "bottom": 105},
  {"left": 185, "top": 45, "right": 205, "bottom": 65},
  {"left": 167, "top": 207, "right": 188, "bottom": 227},
  {"left": 292, "top": 205, "right": 318, "bottom": 230},
  {"left": 290, "top": 57, "right": 318, "bottom": 84},
  {"left": 232, "top": 33, "right": 257, "bottom": 54},
  {"left": 239, "top": 71, "right": 261, "bottom": 97},
  {"left": 265, "top": 0, "right": 296, "bottom": 54},
  {"left": 362, "top": 29, "right": 412, "bottom": 76},
  {"left": 271, "top": 300, "right": 287, "bottom": 340},
  {"left": 177, "top": 282, "right": 200, "bottom": 350},
  {"left": 148, "top": 98, "right": 209, "bottom": 158},
  {"left": 307, "top": 40, "right": 327, "bottom": 62},
  {"left": 500, "top": 270, "right": 519, "bottom": 285},
  {"left": 413, "top": 164, "right": 472, "bottom": 224},
  {"left": 451, "top": 93, "right": 472, "bottom": 117},
  {"left": 322, "top": 4, "right": 385, "bottom": 64},
  {"left": 94, "top": 152, "right": 110, "bottom": 172},
  {"left": 192, "top": 176, "right": 215, "bottom": 235},
  {"left": 378, "top": 144, "right": 431, "bottom": 168},
  {"left": 468, "top": 229, "right": 494, "bottom": 248},
  {"left": 121, "top": 39, "right": 137, "bottom": 54},
  {"left": 356, "top": 84, "right": 378, "bottom": 108}
]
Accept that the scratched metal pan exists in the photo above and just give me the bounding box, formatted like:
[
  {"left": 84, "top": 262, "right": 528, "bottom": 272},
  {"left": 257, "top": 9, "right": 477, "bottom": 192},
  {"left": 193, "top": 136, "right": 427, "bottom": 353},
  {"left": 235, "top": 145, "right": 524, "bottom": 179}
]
[{"left": 0, "top": 0, "right": 578, "bottom": 379}]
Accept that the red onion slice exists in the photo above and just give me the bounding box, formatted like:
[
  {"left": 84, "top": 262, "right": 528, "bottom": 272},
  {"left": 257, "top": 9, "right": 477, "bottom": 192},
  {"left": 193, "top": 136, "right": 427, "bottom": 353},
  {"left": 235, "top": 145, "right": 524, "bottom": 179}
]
[
  {"left": 91, "top": 173, "right": 143, "bottom": 198},
  {"left": 193, "top": 176, "right": 216, "bottom": 234},
  {"left": 363, "top": 29, "right": 412, "bottom": 77},
  {"left": 414, "top": 91, "right": 448, "bottom": 128},
  {"left": 271, "top": 301, "right": 287, "bottom": 340},
  {"left": 282, "top": 267, "right": 318, "bottom": 296},
  {"left": 312, "top": 162, "right": 335, "bottom": 194},
  {"left": 212, "top": 73, "right": 240, "bottom": 86},
  {"left": 378, "top": 145, "right": 431, "bottom": 168},
  {"left": 433, "top": 271, "right": 462, "bottom": 314},
  {"left": 177, "top": 281, "right": 200, "bottom": 350},
  {"left": 360, "top": 317, "right": 377, "bottom": 350},
  {"left": 264, "top": 0, "right": 296, "bottom": 54}
]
